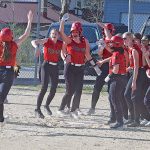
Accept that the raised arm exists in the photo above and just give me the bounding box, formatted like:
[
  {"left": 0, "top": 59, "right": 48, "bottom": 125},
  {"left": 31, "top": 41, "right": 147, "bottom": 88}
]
[
  {"left": 31, "top": 38, "right": 48, "bottom": 48},
  {"left": 15, "top": 10, "right": 33, "bottom": 47},
  {"left": 97, "top": 22, "right": 112, "bottom": 39},
  {"left": 59, "top": 19, "right": 71, "bottom": 44}
]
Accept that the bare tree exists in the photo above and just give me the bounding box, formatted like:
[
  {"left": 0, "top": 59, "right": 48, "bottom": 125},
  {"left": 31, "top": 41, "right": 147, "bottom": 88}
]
[
  {"left": 0, "top": 0, "right": 7, "bottom": 8},
  {"left": 82, "top": 0, "right": 104, "bottom": 22},
  {"left": 60, "top": 0, "right": 71, "bottom": 19}
]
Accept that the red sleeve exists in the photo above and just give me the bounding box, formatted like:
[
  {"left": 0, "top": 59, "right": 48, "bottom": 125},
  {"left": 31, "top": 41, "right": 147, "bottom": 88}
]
[
  {"left": 112, "top": 52, "right": 120, "bottom": 66},
  {"left": 43, "top": 38, "right": 50, "bottom": 47}
]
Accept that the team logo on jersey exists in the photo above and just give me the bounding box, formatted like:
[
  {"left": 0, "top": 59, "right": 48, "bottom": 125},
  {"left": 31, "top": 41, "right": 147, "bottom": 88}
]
[
  {"left": 72, "top": 46, "right": 86, "bottom": 52},
  {"left": 48, "top": 48, "right": 61, "bottom": 54}
]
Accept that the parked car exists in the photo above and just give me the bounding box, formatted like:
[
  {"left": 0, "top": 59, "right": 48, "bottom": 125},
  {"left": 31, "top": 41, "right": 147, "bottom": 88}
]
[
  {"left": 37, "top": 21, "right": 128, "bottom": 76},
  {"left": 141, "top": 16, "right": 150, "bottom": 36},
  {"left": 0, "top": 20, "right": 9, "bottom": 30}
]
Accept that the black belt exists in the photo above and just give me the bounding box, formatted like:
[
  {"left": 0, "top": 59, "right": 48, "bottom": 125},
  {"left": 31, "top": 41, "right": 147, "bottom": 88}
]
[{"left": 0, "top": 66, "right": 14, "bottom": 69}]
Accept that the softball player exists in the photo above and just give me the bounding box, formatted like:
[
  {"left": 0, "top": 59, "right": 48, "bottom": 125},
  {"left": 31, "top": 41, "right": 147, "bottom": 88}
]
[
  {"left": 31, "top": 29, "right": 63, "bottom": 119},
  {"left": 87, "top": 23, "right": 114, "bottom": 118},
  {"left": 58, "top": 18, "right": 97, "bottom": 119},
  {"left": 105, "top": 35, "right": 127, "bottom": 128},
  {"left": 123, "top": 32, "right": 150, "bottom": 127},
  {"left": 0, "top": 10, "right": 33, "bottom": 127}
]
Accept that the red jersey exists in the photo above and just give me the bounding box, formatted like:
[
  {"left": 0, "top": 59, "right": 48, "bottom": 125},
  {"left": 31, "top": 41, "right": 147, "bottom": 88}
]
[
  {"left": 109, "top": 51, "right": 126, "bottom": 74},
  {"left": 133, "top": 44, "right": 143, "bottom": 67},
  {"left": 67, "top": 37, "right": 86, "bottom": 64},
  {"left": 102, "top": 48, "right": 112, "bottom": 59},
  {"left": 43, "top": 38, "right": 63, "bottom": 63},
  {"left": 0, "top": 41, "right": 18, "bottom": 66},
  {"left": 128, "top": 46, "right": 143, "bottom": 68},
  {"left": 123, "top": 46, "right": 129, "bottom": 67}
]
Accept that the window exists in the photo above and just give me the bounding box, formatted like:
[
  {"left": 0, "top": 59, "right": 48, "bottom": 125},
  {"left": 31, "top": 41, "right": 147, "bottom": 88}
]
[
  {"left": 76, "top": 1, "right": 81, "bottom": 8},
  {"left": 14, "top": 0, "right": 37, "bottom": 2},
  {"left": 136, "top": 0, "right": 150, "bottom": 2}
]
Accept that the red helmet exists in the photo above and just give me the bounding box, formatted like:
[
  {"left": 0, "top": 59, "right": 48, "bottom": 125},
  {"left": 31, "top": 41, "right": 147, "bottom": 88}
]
[
  {"left": 70, "top": 21, "right": 82, "bottom": 33},
  {"left": 0, "top": 28, "right": 13, "bottom": 42},
  {"left": 110, "top": 36, "right": 123, "bottom": 48},
  {"left": 105, "top": 23, "right": 115, "bottom": 34}
]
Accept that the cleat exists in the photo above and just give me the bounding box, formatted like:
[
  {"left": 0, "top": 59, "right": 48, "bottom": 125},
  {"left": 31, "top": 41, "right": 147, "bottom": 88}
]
[
  {"left": 140, "top": 119, "right": 149, "bottom": 125},
  {"left": 57, "top": 110, "right": 66, "bottom": 117},
  {"left": 65, "top": 107, "right": 71, "bottom": 114},
  {"left": 87, "top": 108, "right": 95, "bottom": 115},
  {"left": 35, "top": 109, "right": 45, "bottom": 119},
  {"left": 105, "top": 119, "right": 116, "bottom": 125},
  {"left": 124, "top": 119, "right": 134, "bottom": 125},
  {"left": 145, "top": 121, "right": 150, "bottom": 126},
  {"left": 44, "top": 105, "right": 52, "bottom": 116},
  {"left": 127, "top": 122, "right": 140, "bottom": 127},
  {"left": 110, "top": 122, "right": 123, "bottom": 129},
  {"left": 70, "top": 111, "right": 79, "bottom": 119},
  {"left": 75, "top": 109, "right": 83, "bottom": 116}
]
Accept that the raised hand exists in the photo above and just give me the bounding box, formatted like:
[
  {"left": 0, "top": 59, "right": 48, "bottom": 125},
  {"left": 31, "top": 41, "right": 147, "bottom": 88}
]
[{"left": 27, "top": 10, "right": 33, "bottom": 23}]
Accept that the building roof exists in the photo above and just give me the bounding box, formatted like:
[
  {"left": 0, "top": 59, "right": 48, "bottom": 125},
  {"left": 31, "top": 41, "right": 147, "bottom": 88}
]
[{"left": 0, "top": 2, "right": 86, "bottom": 24}]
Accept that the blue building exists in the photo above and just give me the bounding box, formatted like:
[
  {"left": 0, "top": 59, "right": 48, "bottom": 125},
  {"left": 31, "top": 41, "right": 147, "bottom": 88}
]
[{"left": 103, "top": 0, "right": 150, "bottom": 32}]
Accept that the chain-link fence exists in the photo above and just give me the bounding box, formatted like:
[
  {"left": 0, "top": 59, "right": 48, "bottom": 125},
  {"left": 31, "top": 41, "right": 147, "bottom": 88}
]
[{"left": 1, "top": 0, "right": 149, "bottom": 89}]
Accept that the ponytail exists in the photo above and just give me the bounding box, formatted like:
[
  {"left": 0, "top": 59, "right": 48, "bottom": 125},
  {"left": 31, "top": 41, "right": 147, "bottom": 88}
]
[{"left": 2, "top": 42, "right": 11, "bottom": 61}]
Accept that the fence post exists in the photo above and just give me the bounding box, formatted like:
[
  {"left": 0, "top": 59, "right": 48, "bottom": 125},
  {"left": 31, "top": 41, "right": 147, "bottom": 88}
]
[
  {"left": 34, "top": 0, "right": 41, "bottom": 80},
  {"left": 128, "top": 0, "right": 134, "bottom": 32}
]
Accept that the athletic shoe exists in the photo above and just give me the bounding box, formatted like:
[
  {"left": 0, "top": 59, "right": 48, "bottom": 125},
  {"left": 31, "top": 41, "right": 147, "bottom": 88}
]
[
  {"left": 145, "top": 121, "right": 150, "bottom": 126},
  {"left": 0, "top": 121, "right": 5, "bottom": 128},
  {"left": 65, "top": 107, "right": 71, "bottom": 114},
  {"left": 0, "top": 117, "right": 8, "bottom": 129},
  {"left": 35, "top": 109, "right": 45, "bottom": 119},
  {"left": 70, "top": 111, "right": 79, "bottom": 119},
  {"left": 124, "top": 119, "right": 134, "bottom": 125},
  {"left": 123, "top": 118, "right": 128, "bottom": 124},
  {"left": 57, "top": 110, "right": 66, "bottom": 117},
  {"left": 127, "top": 122, "right": 140, "bottom": 127},
  {"left": 87, "top": 108, "right": 95, "bottom": 115},
  {"left": 44, "top": 105, "right": 52, "bottom": 116},
  {"left": 140, "top": 119, "right": 149, "bottom": 125},
  {"left": 4, "top": 98, "right": 8, "bottom": 104},
  {"left": 110, "top": 122, "right": 123, "bottom": 129},
  {"left": 75, "top": 109, "right": 83, "bottom": 116},
  {"left": 104, "top": 119, "right": 116, "bottom": 125}
]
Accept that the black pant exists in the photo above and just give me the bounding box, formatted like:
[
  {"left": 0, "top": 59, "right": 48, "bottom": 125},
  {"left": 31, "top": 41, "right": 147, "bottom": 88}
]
[
  {"left": 109, "top": 75, "right": 127, "bottom": 124},
  {"left": 124, "top": 68, "right": 150, "bottom": 122},
  {"left": 0, "top": 68, "right": 14, "bottom": 122},
  {"left": 59, "top": 63, "right": 84, "bottom": 112},
  {"left": 37, "top": 61, "right": 59, "bottom": 110},
  {"left": 144, "top": 79, "right": 150, "bottom": 113},
  {"left": 91, "top": 63, "right": 109, "bottom": 109}
]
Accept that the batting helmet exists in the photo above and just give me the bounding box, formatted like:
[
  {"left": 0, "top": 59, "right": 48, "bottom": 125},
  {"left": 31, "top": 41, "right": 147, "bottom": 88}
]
[
  {"left": 110, "top": 35, "right": 123, "bottom": 48},
  {"left": 70, "top": 22, "right": 82, "bottom": 33},
  {"left": 0, "top": 28, "right": 13, "bottom": 42}
]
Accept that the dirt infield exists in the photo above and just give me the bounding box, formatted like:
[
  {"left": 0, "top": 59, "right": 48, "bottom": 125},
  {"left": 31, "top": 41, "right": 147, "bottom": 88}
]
[{"left": 0, "top": 85, "right": 150, "bottom": 150}]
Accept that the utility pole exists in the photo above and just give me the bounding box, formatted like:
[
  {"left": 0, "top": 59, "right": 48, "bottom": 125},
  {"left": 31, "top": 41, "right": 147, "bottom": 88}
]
[
  {"left": 128, "top": 0, "right": 134, "bottom": 32},
  {"left": 34, "top": 0, "right": 41, "bottom": 79}
]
